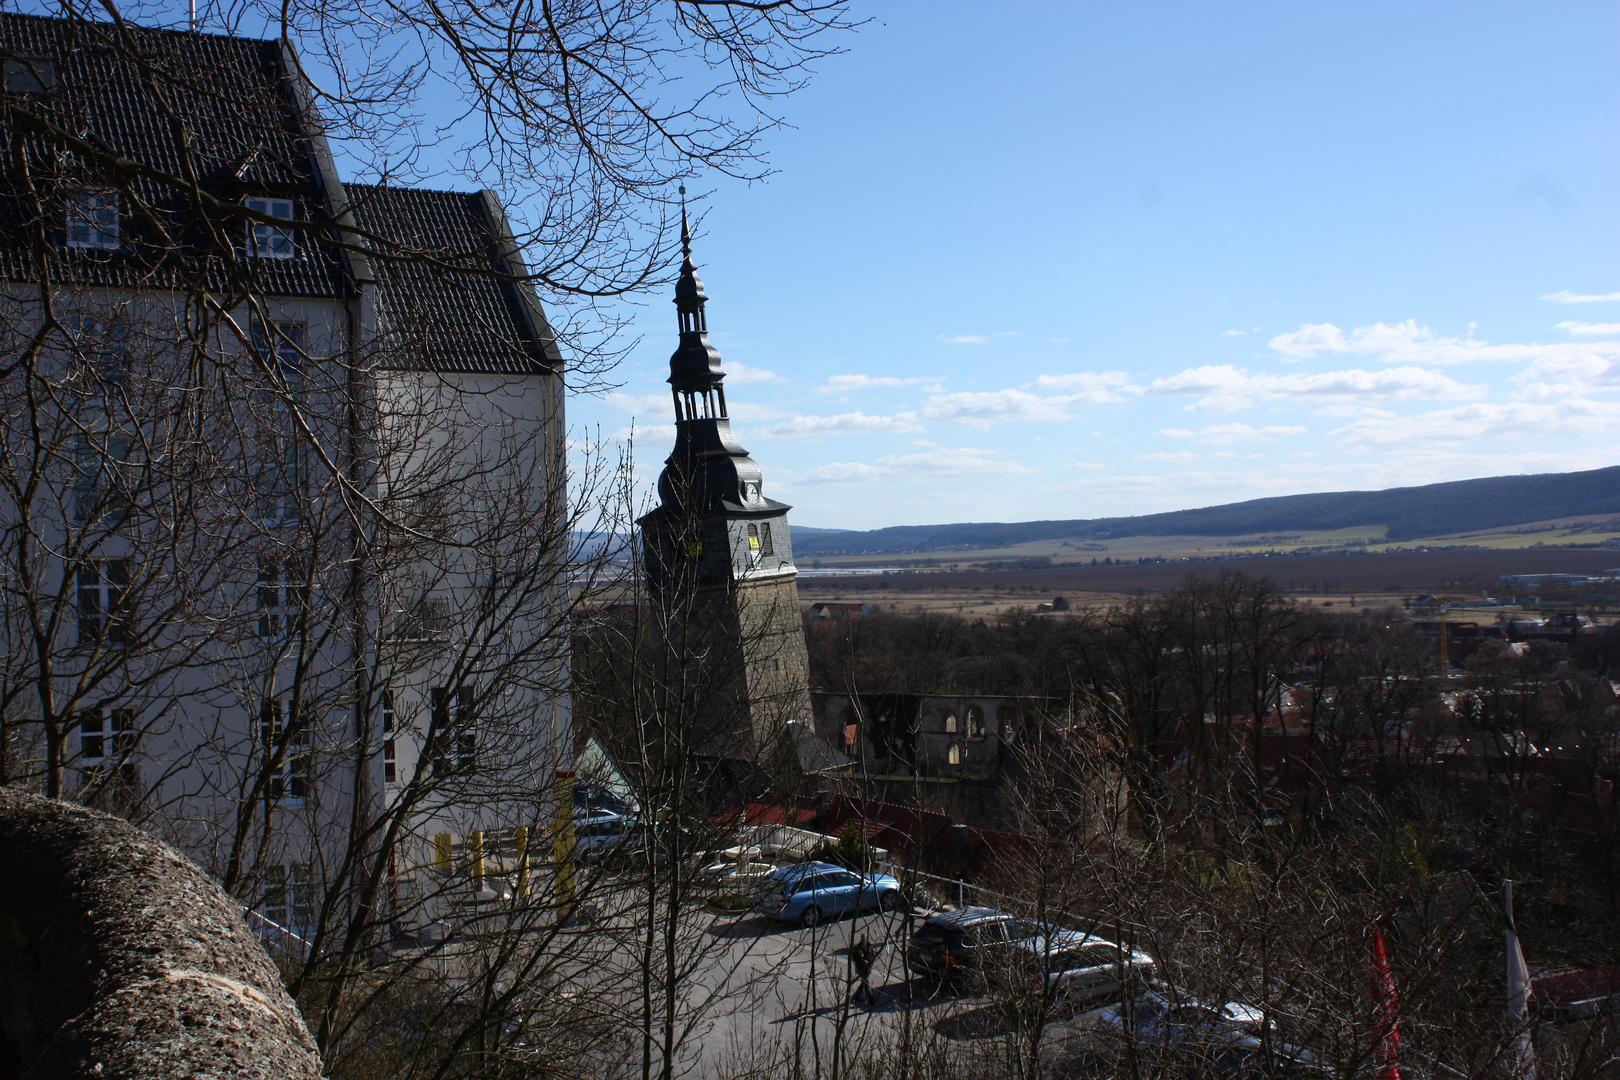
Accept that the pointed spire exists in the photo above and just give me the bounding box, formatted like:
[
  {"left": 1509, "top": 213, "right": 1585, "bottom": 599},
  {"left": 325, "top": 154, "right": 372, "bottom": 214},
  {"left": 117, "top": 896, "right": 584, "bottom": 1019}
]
[
  {"left": 674, "top": 185, "right": 708, "bottom": 315},
  {"left": 679, "top": 185, "right": 693, "bottom": 262}
]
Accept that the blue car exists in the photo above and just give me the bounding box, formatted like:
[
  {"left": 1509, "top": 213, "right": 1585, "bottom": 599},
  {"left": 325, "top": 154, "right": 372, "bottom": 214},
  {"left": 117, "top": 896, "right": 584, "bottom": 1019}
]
[{"left": 752, "top": 861, "right": 903, "bottom": 927}]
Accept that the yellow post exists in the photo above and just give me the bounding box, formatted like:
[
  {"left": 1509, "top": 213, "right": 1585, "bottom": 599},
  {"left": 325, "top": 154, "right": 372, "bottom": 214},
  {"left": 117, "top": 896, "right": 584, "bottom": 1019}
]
[
  {"left": 470, "top": 830, "right": 485, "bottom": 891},
  {"left": 435, "top": 832, "right": 453, "bottom": 874},
  {"left": 515, "top": 825, "right": 530, "bottom": 899},
  {"left": 554, "top": 769, "right": 576, "bottom": 922}
]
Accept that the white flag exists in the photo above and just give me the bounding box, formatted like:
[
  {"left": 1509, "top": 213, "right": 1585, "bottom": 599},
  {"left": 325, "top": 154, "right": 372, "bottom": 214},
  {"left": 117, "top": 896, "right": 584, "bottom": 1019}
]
[{"left": 1505, "top": 880, "right": 1536, "bottom": 1080}]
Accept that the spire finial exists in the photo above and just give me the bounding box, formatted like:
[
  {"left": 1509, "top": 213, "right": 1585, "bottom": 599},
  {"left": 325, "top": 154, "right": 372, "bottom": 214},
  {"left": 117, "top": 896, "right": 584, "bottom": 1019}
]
[{"left": 679, "top": 184, "right": 692, "bottom": 261}]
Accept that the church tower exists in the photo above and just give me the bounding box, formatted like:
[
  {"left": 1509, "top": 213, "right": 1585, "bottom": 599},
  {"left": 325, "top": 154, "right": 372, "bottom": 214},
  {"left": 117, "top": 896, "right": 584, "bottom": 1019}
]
[{"left": 638, "top": 204, "right": 812, "bottom": 765}]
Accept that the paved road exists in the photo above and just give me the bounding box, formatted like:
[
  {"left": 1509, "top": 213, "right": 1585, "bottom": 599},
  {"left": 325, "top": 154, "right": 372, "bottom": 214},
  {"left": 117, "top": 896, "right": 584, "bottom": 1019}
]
[{"left": 686, "top": 904, "right": 1111, "bottom": 1078}]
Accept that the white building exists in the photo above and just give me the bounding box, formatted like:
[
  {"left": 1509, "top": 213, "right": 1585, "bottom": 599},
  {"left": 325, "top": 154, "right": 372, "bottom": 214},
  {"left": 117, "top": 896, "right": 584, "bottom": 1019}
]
[{"left": 0, "top": 13, "right": 570, "bottom": 940}]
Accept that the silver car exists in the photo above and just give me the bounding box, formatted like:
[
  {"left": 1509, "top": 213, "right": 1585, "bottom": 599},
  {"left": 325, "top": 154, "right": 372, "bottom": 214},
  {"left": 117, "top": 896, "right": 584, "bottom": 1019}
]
[{"left": 990, "top": 933, "right": 1156, "bottom": 1004}]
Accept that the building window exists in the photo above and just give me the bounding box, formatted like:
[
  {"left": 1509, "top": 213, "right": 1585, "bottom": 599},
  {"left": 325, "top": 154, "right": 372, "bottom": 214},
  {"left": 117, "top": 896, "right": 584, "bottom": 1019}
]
[
  {"left": 263, "top": 863, "right": 313, "bottom": 929},
  {"left": 948, "top": 743, "right": 962, "bottom": 766},
  {"left": 257, "top": 555, "right": 310, "bottom": 637},
  {"left": 943, "top": 712, "right": 957, "bottom": 735},
  {"left": 3, "top": 57, "right": 57, "bottom": 93},
  {"left": 381, "top": 689, "right": 397, "bottom": 784},
  {"left": 260, "top": 698, "right": 312, "bottom": 802},
  {"left": 966, "top": 705, "right": 985, "bottom": 741},
  {"left": 1000, "top": 705, "right": 1017, "bottom": 744},
  {"left": 759, "top": 523, "right": 774, "bottom": 556},
  {"left": 77, "top": 559, "right": 130, "bottom": 645},
  {"left": 78, "top": 707, "right": 135, "bottom": 764},
  {"left": 246, "top": 197, "right": 295, "bottom": 258},
  {"left": 252, "top": 321, "right": 305, "bottom": 387},
  {"left": 429, "top": 685, "right": 477, "bottom": 777},
  {"left": 252, "top": 322, "right": 307, "bottom": 524},
  {"left": 745, "top": 523, "right": 761, "bottom": 564},
  {"left": 66, "top": 189, "right": 120, "bottom": 250},
  {"left": 65, "top": 314, "right": 130, "bottom": 388},
  {"left": 74, "top": 434, "right": 132, "bottom": 524}
]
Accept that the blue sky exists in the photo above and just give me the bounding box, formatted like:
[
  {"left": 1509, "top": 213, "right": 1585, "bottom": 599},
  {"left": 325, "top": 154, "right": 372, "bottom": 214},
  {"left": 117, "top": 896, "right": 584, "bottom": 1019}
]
[{"left": 569, "top": 2, "right": 1620, "bottom": 531}]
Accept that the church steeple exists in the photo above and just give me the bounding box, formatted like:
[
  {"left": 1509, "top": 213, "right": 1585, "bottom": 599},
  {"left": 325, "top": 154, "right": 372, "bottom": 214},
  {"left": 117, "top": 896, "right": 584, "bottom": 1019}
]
[
  {"left": 668, "top": 193, "right": 728, "bottom": 423},
  {"left": 635, "top": 197, "right": 816, "bottom": 764}
]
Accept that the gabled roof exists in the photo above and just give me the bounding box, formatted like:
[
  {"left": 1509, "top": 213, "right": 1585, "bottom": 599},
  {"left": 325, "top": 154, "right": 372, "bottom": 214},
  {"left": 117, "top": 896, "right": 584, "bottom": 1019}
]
[
  {"left": 348, "top": 185, "right": 557, "bottom": 375},
  {"left": 0, "top": 12, "right": 348, "bottom": 296}
]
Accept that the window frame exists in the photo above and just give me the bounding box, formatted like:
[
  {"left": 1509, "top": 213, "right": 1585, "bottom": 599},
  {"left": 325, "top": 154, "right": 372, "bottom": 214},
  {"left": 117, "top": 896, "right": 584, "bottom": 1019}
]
[
  {"left": 73, "top": 433, "right": 133, "bottom": 525},
  {"left": 381, "top": 689, "right": 397, "bottom": 784},
  {"left": 77, "top": 706, "right": 135, "bottom": 764},
  {"left": 65, "top": 188, "right": 121, "bottom": 251},
  {"left": 250, "top": 321, "right": 308, "bottom": 524},
  {"left": 429, "top": 684, "right": 478, "bottom": 777},
  {"left": 260, "top": 697, "right": 313, "bottom": 805},
  {"left": 256, "top": 554, "right": 311, "bottom": 638},
  {"left": 262, "top": 862, "right": 313, "bottom": 929},
  {"left": 245, "top": 196, "right": 296, "bottom": 259},
  {"left": 76, "top": 558, "right": 131, "bottom": 646}
]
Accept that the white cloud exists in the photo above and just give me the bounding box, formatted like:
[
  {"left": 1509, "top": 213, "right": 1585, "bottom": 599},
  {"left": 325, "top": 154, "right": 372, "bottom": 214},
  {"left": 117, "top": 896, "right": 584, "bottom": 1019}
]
[
  {"left": 1022, "top": 371, "right": 1136, "bottom": 400},
  {"left": 751, "top": 411, "right": 924, "bottom": 438},
  {"left": 604, "top": 390, "right": 673, "bottom": 415},
  {"left": 1267, "top": 319, "right": 1620, "bottom": 366},
  {"left": 938, "top": 331, "right": 1020, "bottom": 345},
  {"left": 1557, "top": 321, "right": 1620, "bottom": 337},
  {"left": 1513, "top": 354, "right": 1620, "bottom": 399},
  {"left": 1066, "top": 461, "right": 1106, "bottom": 471},
  {"left": 817, "top": 373, "right": 940, "bottom": 393},
  {"left": 1542, "top": 290, "right": 1620, "bottom": 304},
  {"left": 607, "top": 423, "right": 676, "bottom": 446},
  {"left": 1221, "top": 328, "right": 1247, "bottom": 337},
  {"left": 919, "top": 389, "right": 1078, "bottom": 427},
  {"left": 1138, "top": 451, "right": 1200, "bottom": 463},
  {"left": 723, "top": 361, "right": 783, "bottom": 384},
  {"left": 794, "top": 447, "right": 1037, "bottom": 485},
  {"left": 1157, "top": 423, "right": 1307, "bottom": 445},
  {"left": 1331, "top": 399, "right": 1620, "bottom": 451},
  {"left": 1144, "top": 364, "right": 1481, "bottom": 412}
]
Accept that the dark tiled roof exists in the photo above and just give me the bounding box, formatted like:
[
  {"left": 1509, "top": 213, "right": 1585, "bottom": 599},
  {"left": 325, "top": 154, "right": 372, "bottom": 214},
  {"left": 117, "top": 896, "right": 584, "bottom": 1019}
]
[
  {"left": 0, "top": 12, "right": 348, "bottom": 297},
  {"left": 347, "top": 185, "right": 553, "bottom": 374}
]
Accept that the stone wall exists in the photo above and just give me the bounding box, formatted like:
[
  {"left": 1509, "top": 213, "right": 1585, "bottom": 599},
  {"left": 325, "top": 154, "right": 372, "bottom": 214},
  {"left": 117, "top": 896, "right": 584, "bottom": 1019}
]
[{"left": 0, "top": 789, "right": 323, "bottom": 1079}]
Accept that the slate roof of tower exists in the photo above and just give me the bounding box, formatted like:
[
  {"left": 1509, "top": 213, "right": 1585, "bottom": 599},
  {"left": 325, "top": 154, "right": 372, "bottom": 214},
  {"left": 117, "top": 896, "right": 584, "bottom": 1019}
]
[
  {"left": 347, "top": 185, "right": 556, "bottom": 375},
  {"left": 0, "top": 11, "right": 348, "bottom": 296}
]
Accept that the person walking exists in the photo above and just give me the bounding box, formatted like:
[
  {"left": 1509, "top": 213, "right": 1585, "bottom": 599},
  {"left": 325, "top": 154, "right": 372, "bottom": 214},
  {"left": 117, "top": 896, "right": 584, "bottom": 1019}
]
[{"left": 850, "top": 932, "right": 879, "bottom": 1007}]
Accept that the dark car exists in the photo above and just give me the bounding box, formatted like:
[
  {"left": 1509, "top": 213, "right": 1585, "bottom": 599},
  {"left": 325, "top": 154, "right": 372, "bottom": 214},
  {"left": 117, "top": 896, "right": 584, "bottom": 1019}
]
[{"left": 906, "top": 907, "right": 1047, "bottom": 981}]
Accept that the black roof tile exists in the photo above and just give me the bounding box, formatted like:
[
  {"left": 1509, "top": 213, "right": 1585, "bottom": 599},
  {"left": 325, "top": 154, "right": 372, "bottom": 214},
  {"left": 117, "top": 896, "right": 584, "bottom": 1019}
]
[
  {"left": 348, "top": 184, "right": 552, "bottom": 375},
  {"left": 0, "top": 12, "right": 349, "bottom": 297}
]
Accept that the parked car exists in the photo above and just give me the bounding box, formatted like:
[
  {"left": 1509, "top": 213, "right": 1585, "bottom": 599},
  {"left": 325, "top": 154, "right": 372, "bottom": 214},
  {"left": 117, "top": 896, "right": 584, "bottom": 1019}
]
[
  {"left": 573, "top": 811, "right": 637, "bottom": 859},
  {"left": 906, "top": 907, "right": 1049, "bottom": 982},
  {"left": 1096, "top": 990, "right": 1271, "bottom": 1056},
  {"left": 752, "top": 861, "right": 903, "bottom": 927},
  {"left": 1201, "top": 1037, "right": 1321, "bottom": 1079},
  {"left": 990, "top": 933, "right": 1157, "bottom": 1005}
]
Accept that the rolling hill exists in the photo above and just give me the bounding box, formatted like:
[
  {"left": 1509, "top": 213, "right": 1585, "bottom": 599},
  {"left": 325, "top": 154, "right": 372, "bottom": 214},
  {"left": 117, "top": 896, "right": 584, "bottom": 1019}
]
[{"left": 793, "top": 465, "right": 1620, "bottom": 555}]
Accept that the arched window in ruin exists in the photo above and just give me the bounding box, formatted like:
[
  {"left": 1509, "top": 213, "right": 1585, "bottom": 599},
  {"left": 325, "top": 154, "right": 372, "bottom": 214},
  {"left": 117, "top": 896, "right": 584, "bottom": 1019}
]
[
  {"left": 966, "top": 705, "right": 985, "bottom": 741},
  {"left": 943, "top": 712, "right": 958, "bottom": 734},
  {"left": 999, "top": 704, "right": 1018, "bottom": 743},
  {"left": 948, "top": 743, "right": 962, "bottom": 766}
]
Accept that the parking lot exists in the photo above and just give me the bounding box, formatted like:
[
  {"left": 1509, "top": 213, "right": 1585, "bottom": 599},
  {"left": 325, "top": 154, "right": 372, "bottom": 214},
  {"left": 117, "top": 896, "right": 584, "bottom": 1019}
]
[{"left": 687, "top": 900, "right": 1119, "bottom": 1078}]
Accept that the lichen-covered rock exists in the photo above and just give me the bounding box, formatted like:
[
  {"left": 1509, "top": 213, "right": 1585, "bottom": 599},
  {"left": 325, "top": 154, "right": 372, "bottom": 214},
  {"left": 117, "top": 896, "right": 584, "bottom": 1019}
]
[{"left": 0, "top": 789, "right": 323, "bottom": 1078}]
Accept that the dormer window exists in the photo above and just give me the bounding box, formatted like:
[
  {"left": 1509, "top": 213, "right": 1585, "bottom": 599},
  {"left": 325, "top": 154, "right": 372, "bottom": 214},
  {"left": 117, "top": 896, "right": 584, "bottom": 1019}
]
[
  {"left": 66, "top": 189, "right": 120, "bottom": 250},
  {"left": 3, "top": 57, "right": 56, "bottom": 93},
  {"left": 246, "top": 197, "right": 295, "bottom": 258}
]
